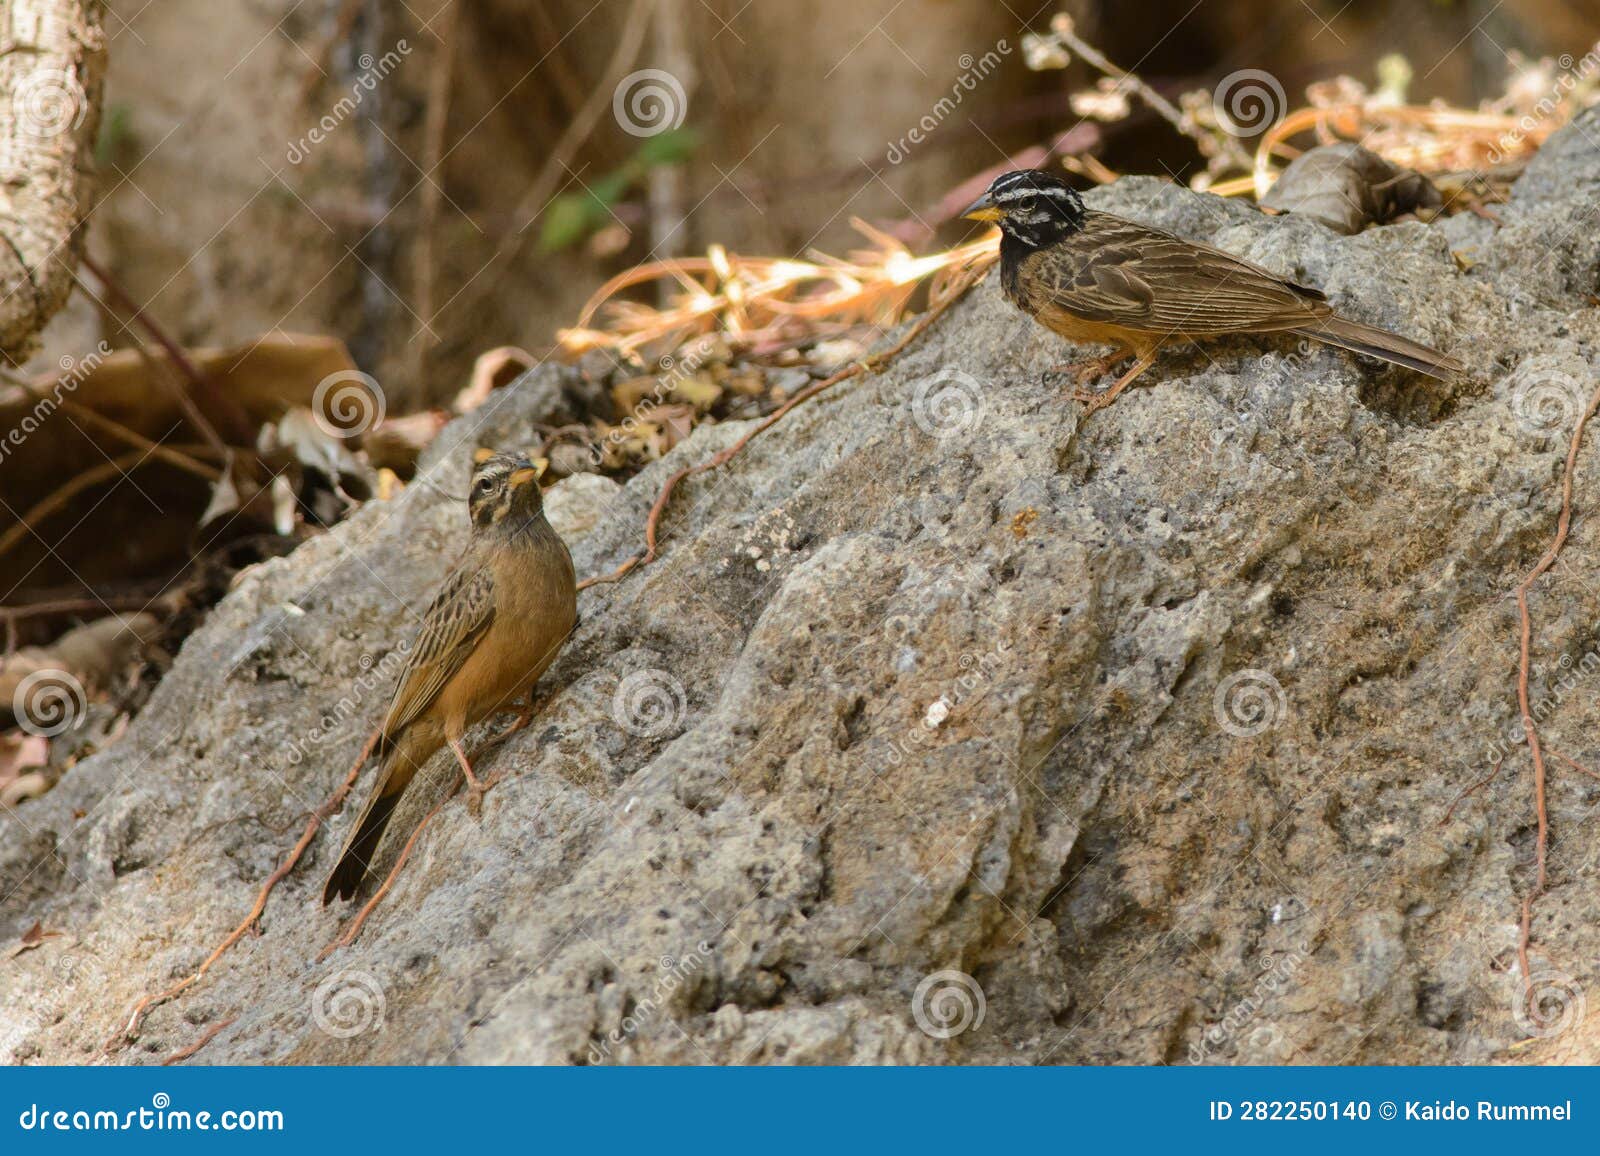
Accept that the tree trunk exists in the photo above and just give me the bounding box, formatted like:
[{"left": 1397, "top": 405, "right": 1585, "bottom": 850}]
[{"left": 0, "top": 0, "right": 105, "bottom": 363}]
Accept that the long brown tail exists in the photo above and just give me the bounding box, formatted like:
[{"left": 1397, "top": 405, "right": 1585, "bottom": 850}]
[
  {"left": 1292, "top": 315, "right": 1463, "bottom": 380},
  {"left": 321, "top": 753, "right": 406, "bottom": 904}
]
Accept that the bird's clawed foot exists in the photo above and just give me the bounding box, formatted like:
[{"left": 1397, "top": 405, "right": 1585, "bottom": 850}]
[
  {"left": 1069, "top": 350, "right": 1160, "bottom": 417},
  {"left": 449, "top": 736, "right": 486, "bottom": 820},
  {"left": 500, "top": 696, "right": 535, "bottom": 737},
  {"left": 1068, "top": 387, "right": 1116, "bottom": 414},
  {"left": 1053, "top": 350, "right": 1132, "bottom": 390}
]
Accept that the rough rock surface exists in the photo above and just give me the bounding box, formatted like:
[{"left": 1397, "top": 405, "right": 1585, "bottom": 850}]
[{"left": 6, "top": 111, "right": 1600, "bottom": 1066}]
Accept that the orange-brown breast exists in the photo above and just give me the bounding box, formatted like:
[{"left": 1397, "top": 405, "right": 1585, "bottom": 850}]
[{"left": 431, "top": 529, "right": 576, "bottom": 737}]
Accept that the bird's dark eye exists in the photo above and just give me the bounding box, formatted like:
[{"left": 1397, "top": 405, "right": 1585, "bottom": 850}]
[
  {"left": 474, "top": 478, "right": 493, "bottom": 495},
  {"left": 1015, "top": 195, "right": 1037, "bottom": 215}
]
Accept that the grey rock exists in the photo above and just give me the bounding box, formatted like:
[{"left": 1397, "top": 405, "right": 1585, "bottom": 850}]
[{"left": 6, "top": 111, "right": 1600, "bottom": 1065}]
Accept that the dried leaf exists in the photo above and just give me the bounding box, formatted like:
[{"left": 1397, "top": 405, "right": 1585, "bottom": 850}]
[
  {"left": 365, "top": 410, "right": 449, "bottom": 474},
  {"left": 0, "top": 770, "right": 53, "bottom": 810},
  {"left": 5, "top": 920, "right": 61, "bottom": 960},
  {"left": 263, "top": 408, "right": 368, "bottom": 489},
  {"left": 454, "top": 347, "right": 534, "bottom": 414},
  {"left": 1262, "top": 143, "right": 1440, "bottom": 234},
  {"left": 669, "top": 375, "right": 722, "bottom": 411},
  {"left": 613, "top": 375, "right": 665, "bottom": 415},
  {"left": 0, "top": 614, "right": 157, "bottom": 728},
  {"left": 270, "top": 475, "right": 298, "bottom": 536}
]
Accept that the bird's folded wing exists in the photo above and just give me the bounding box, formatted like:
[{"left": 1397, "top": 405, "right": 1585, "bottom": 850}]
[
  {"left": 380, "top": 564, "right": 497, "bottom": 740},
  {"left": 1036, "top": 211, "right": 1331, "bottom": 334}
]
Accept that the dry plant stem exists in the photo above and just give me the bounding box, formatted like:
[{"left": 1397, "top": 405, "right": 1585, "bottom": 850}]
[
  {"left": 0, "top": 445, "right": 223, "bottom": 563},
  {"left": 1441, "top": 755, "right": 1505, "bottom": 824},
  {"left": 117, "top": 322, "right": 232, "bottom": 464},
  {"left": 412, "top": 0, "right": 458, "bottom": 383},
  {"left": 78, "top": 256, "right": 254, "bottom": 446},
  {"left": 0, "top": 594, "right": 172, "bottom": 625},
  {"left": 450, "top": 0, "right": 656, "bottom": 320},
  {"left": 54, "top": 397, "right": 221, "bottom": 482},
  {"left": 579, "top": 276, "right": 981, "bottom": 592},
  {"left": 1512, "top": 377, "right": 1600, "bottom": 996},
  {"left": 109, "top": 729, "right": 380, "bottom": 1049},
  {"left": 1548, "top": 748, "right": 1600, "bottom": 782},
  {"left": 1046, "top": 20, "right": 1251, "bottom": 174},
  {"left": 1516, "top": 382, "right": 1600, "bottom": 892},
  {"left": 161, "top": 1017, "right": 235, "bottom": 1066}
]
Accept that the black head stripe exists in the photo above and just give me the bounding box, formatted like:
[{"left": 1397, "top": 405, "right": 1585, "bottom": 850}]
[
  {"left": 985, "top": 170, "right": 1086, "bottom": 248},
  {"left": 467, "top": 451, "right": 539, "bottom": 527}
]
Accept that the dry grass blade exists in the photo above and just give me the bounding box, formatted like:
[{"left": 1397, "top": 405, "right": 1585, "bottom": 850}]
[{"left": 558, "top": 222, "right": 997, "bottom": 358}]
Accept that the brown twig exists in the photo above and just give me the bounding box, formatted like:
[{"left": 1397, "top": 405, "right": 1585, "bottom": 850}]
[
  {"left": 1441, "top": 755, "right": 1505, "bottom": 824},
  {"left": 57, "top": 399, "right": 222, "bottom": 482},
  {"left": 449, "top": 0, "right": 657, "bottom": 322},
  {"left": 107, "top": 729, "right": 380, "bottom": 1051},
  {"left": 160, "top": 1017, "right": 235, "bottom": 1066},
  {"left": 5, "top": 360, "right": 219, "bottom": 482},
  {"left": 1548, "top": 748, "right": 1600, "bottom": 784},
  {"left": 122, "top": 337, "right": 231, "bottom": 465},
  {"left": 411, "top": 0, "right": 458, "bottom": 385},
  {"left": 1512, "top": 377, "right": 1600, "bottom": 1003},
  {"left": 0, "top": 594, "right": 174, "bottom": 624},
  {"left": 0, "top": 445, "right": 224, "bottom": 563},
  {"left": 1515, "top": 381, "right": 1600, "bottom": 892},
  {"left": 1040, "top": 14, "right": 1253, "bottom": 174},
  {"left": 78, "top": 255, "right": 255, "bottom": 446}
]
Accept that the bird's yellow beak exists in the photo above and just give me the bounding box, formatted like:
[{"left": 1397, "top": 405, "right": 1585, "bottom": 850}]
[{"left": 961, "top": 192, "right": 1002, "bottom": 222}]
